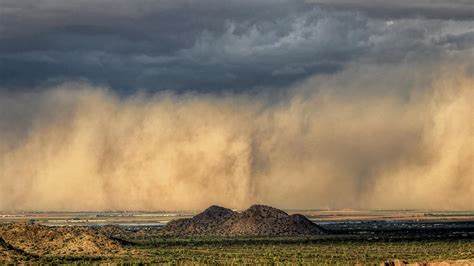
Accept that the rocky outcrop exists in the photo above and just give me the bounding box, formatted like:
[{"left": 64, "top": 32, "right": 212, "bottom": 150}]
[{"left": 158, "top": 204, "right": 323, "bottom": 236}]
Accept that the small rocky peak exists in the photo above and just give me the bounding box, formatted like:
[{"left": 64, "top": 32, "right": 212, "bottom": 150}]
[
  {"left": 195, "top": 205, "right": 236, "bottom": 220},
  {"left": 243, "top": 205, "right": 288, "bottom": 218}
]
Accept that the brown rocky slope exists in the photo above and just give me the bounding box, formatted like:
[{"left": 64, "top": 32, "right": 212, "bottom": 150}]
[
  {"left": 0, "top": 236, "right": 27, "bottom": 262},
  {"left": 0, "top": 222, "right": 124, "bottom": 257},
  {"left": 159, "top": 204, "right": 324, "bottom": 236}
]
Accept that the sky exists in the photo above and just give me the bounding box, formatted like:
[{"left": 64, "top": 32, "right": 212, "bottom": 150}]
[{"left": 0, "top": 0, "right": 473, "bottom": 211}]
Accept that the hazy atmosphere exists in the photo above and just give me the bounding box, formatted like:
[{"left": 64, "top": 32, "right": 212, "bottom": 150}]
[{"left": 0, "top": 0, "right": 472, "bottom": 211}]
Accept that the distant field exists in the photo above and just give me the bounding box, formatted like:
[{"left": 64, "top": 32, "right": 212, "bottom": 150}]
[
  {"left": 294, "top": 210, "right": 474, "bottom": 222},
  {"left": 1, "top": 210, "right": 473, "bottom": 226},
  {"left": 0, "top": 211, "right": 193, "bottom": 226}
]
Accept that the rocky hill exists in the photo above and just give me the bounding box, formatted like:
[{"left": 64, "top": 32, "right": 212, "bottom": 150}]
[
  {"left": 159, "top": 204, "right": 324, "bottom": 236},
  {"left": 0, "top": 222, "right": 124, "bottom": 257}
]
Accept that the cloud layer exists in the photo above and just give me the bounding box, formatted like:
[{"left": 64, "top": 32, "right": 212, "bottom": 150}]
[
  {"left": 308, "top": 0, "right": 474, "bottom": 20},
  {"left": 0, "top": 0, "right": 473, "bottom": 91}
]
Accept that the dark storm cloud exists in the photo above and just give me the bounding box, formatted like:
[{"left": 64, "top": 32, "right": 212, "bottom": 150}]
[
  {"left": 307, "top": 0, "right": 474, "bottom": 20},
  {"left": 0, "top": 0, "right": 472, "bottom": 91}
]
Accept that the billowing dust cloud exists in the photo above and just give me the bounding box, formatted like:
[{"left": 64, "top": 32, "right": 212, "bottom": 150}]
[{"left": 0, "top": 61, "right": 472, "bottom": 211}]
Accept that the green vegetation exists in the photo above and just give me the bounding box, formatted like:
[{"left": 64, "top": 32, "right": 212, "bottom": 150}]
[
  {"left": 36, "top": 238, "right": 473, "bottom": 264},
  {"left": 137, "top": 238, "right": 473, "bottom": 264}
]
